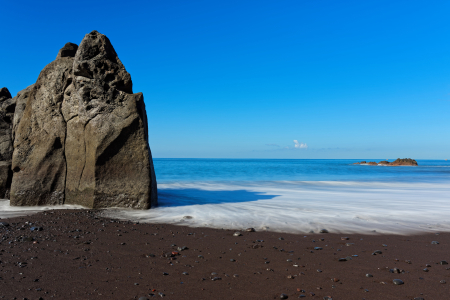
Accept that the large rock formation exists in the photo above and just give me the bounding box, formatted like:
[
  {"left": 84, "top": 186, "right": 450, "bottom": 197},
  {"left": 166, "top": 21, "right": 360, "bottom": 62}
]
[
  {"left": 62, "top": 31, "right": 157, "bottom": 209},
  {"left": 6, "top": 31, "right": 157, "bottom": 208},
  {"left": 0, "top": 88, "right": 14, "bottom": 198}
]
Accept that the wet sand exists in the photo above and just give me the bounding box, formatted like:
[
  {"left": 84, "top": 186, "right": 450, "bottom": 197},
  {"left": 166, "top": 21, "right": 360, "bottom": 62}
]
[{"left": 0, "top": 209, "right": 448, "bottom": 299}]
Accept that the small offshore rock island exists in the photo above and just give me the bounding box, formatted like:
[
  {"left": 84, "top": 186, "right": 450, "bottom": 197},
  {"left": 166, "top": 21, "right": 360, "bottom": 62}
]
[
  {"left": 354, "top": 158, "right": 418, "bottom": 166},
  {"left": 0, "top": 31, "right": 157, "bottom": 209}
]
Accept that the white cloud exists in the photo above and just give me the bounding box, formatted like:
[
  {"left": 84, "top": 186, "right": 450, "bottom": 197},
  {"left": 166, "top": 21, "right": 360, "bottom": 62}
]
[{"left": 293, "top": 140, "right": 308, "bottom": 149}]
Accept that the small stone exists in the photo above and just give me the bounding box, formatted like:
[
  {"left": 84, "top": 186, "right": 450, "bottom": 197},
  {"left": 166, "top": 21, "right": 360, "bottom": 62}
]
[
  {"left": 316, "top": 269, "right": 322, "bottom": 273},
  {"left": 345, "top": 243, "right": 354, "bottom": 246},
  {"left": 233, "top": 274, "right": 239, "bottom": 277},
  {"left": 440, "top": 260, "right": 448, "bottom": 265},
  {"left": 405, "top": 260, "right": 412, "bottom": 264},
  {"left": 287, "top": 275, "right": 294, "bottom": 279},
  {"left": 233, "top": 232, "right": 242, "bottom": 237},
  {"left": 338, "top": 258, "right": 347, "bottom": 262},
  {"left": 162, "top": 272, "right": 169, "bottom": 276},
  {"left": 425, "top": 264, "right": 431, "bottom": 267},
  {"left": 431, "top": 241, "right": 439, "bottom": 244},
  {"left": 230, "top": 259, "right": 236, "bottom": 262},
  {"left": 341, "top": 237, "right": 349, "bottom": 240},
  {"left": 279, "top": 237, "right": 284, "bottom": 240},
  {"left": 314, "top": 247, "right": 323, "bottom": 250},
  {"left": 0, "top": 222, "right": 9, "bottom": 227},
  {"left": 158, "top": 292, "right": 165, "bottom": 297},
  {"left": 372, "top": 250, "right": 382, "bottom": 255},
  {"left": 423, "top": 268, "right": 429, "bottom": 272},
  {"left": 280, "top": 294, "right": 288, "bottom": 299},
  {"left": 298, "top": 295, "right": 306, "bottom": 298},
  {"left": 413, "top": 298, "right": 425, "bottom": 300},
  {"left": 246, "top": 228, "right": 255, "bottom": 232},
  {"left": 366, "top": 274, "right": 373, "bottom": 277},
  {"left": 382, "top": 244, "right": 387, "bottom": 247},
  {"left": 320, "top": 229, "right": 329, "bottom": 233},
  {"left": 182, "top": 272, "right": 189, "bottom": 275},
  {"left": 440, "top": 280, "right": 446, "bottom": 284},
  {"left": 364, "top": 289, "right": 369, "bottom": 292},
  {"left": 393, "top": 279, "right": 404, "bottom": 285},
  {"left": 332, "top": 278, "right": 339, "bottom": 282}
]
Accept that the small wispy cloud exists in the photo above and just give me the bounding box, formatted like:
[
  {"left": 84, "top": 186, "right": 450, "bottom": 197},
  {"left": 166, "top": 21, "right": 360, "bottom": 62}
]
[
  {"left": 293, "top": 140, "right": 308, "bottom": 149},
  {"left": 265, "top": 143, "right": 280, "bottom": 147}
]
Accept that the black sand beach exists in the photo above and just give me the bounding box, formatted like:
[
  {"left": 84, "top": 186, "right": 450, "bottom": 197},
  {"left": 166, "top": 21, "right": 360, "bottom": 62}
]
[{"left": 0, "top": 209, "right": 448, "bottom": 300}]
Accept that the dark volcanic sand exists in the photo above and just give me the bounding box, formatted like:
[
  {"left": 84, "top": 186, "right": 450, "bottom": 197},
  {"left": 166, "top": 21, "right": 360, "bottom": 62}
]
[{"left": 0, "top": 210, "right": 449, "bottom": 300}]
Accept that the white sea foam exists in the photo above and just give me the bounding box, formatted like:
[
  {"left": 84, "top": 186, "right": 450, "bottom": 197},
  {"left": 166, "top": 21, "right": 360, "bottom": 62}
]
[
  {"left": 2, "top": 181, "right": 449, "bottom": 234},
  {"left": 0, "top": 201, "right": 84, "bottom": 219},
  {"left": 104, "top": 180, "right": 450, "bottom": 234}
]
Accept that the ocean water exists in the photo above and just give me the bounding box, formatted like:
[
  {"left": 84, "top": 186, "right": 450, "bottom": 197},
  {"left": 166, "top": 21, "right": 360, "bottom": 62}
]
[{"left": 2, "top": 159, "right": 450, "bottom": 234}]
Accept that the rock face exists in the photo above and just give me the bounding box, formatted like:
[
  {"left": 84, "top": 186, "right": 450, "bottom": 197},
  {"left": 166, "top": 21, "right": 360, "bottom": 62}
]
[
  {"left": 0, "top": 88, "right": 14, "bottom": 198},
  {"left": 354, "top": 158, "right": 418, "bottom": 166},
  {"left": 7, "top": 30, "right": 157, "bottom": 209},
  {"left": 12, "top": 85, "right": 34, "bottom": 143},
  {"left": 63, "top": 31, "right": 157, "bottom": 209},
  {"left": 11, "top": 52, "right": 74, "bottom": 206}
]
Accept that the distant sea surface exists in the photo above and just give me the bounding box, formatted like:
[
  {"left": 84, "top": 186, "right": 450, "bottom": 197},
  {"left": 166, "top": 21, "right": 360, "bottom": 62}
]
[
  {"left": 2, "top": 159, "right": 450, "bottom": 234},
  {"left": 154, "top": 158, "right": 450, "bottom": 183}
]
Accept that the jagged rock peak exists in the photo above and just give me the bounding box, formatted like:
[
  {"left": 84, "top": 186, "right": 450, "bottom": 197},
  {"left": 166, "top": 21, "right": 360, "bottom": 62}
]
[
  {"left": 0, "top": 88, "right": 11, "bottom": 100},
  {"left": 74, "top": 30, "right": 132, "bottom": 93},
  {"left": 57, "top": 42, "right": 78, "bottom": 58}
]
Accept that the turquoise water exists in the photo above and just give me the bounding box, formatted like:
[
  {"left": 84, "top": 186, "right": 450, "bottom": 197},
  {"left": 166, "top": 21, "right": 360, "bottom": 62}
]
[
  {"left": 102, "top": 158, "right": 450, "bottom": 234},
  {"left": 154, "top": 159, "right": 450, "bottom": 183},
  {"left": 2, "top": 159, "right": 450, "bottom": 234}
]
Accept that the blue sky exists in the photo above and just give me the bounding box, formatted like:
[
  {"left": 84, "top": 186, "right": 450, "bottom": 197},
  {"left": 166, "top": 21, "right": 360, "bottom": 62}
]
[{"left": 1, "top": 0, "right": 449, "bottom": 159}]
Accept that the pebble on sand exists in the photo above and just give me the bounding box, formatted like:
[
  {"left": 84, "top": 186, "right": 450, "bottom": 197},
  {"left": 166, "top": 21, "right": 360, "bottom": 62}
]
[
  {"left": 233, "top": 232, "right": 242, "bottom": 237},
  {"left": 393, "top": 279, "right": 404, "bottom": 285},
  {"left": 320, "top": 229, "right": 329, "bottom": 233}
]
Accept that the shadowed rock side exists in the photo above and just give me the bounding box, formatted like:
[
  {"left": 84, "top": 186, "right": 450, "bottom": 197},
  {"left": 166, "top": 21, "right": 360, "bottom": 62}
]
[
  {"left": 10, "top": 52, "right": 76, "bottom": 206},
  {"left": 0, "top": 88, "right": 14, "bottom": 198},
  {"left": 63, "top": 31, "right": 156, "bottom": 209}
]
